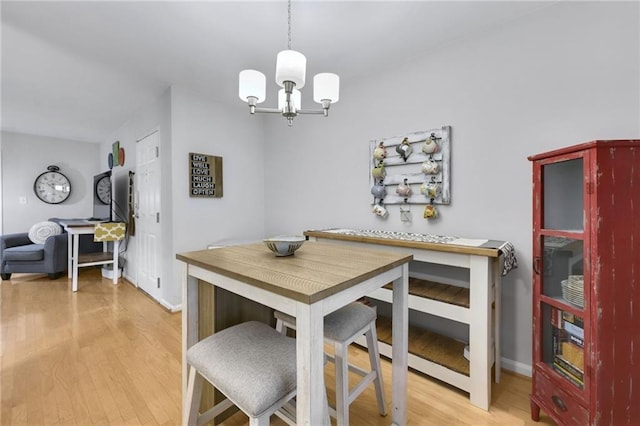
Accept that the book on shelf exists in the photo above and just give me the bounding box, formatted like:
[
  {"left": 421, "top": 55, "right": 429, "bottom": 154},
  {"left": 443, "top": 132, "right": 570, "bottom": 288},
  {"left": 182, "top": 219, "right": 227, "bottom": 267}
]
[
  {"left": 554, "top": 354, "right": 584, "bottom": 381},
  {"left": 569, "top": 333, "right": 584, "bottom": 348},
  {"left": 549, "top": 308, "right": 585, "bottom": 362},
  {"left": 562, "top": 311, "right": 584, "bottom": 328},
  {"left": 561, "top": 341, "right": 585, "bottom": 371},
  {"left": 564, "top": 320, "right": 584, "bottom": 340},
  {"left": 551, "top": 307, "right": 563, "bottom": 328},
  {"left": 552, "top": 327, "right": 566, "bottom": 355},
  {"left": 553, "top": 361, "right": 585, "bottom": 389}
]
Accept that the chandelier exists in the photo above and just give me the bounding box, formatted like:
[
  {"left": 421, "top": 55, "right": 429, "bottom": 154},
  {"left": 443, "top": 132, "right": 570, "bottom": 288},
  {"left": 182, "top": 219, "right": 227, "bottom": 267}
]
[{"left": 238, "top": 0, "right": 340, "bottom": 126}]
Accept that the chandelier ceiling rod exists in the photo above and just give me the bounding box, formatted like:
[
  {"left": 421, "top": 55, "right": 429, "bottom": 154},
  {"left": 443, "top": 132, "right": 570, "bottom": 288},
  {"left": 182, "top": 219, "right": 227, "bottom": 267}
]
[
  {"left": 287, "top": 0, "right": 292, "bottom": 50},
  {"left": 238, "top": 0, "right": 340, "bottom": 126}
]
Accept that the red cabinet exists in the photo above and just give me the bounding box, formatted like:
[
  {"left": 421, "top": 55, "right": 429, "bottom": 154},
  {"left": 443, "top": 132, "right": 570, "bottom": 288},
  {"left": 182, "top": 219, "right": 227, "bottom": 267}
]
[{"left": 528, "top": 140, "right": 640, "bottom": 425}]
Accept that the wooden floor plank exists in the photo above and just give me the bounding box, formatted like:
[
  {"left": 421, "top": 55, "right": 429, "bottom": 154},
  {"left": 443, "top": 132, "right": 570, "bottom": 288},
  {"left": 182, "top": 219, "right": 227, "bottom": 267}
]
[{"left": 1, "top": 268, "right": 554, "bottom": 426}]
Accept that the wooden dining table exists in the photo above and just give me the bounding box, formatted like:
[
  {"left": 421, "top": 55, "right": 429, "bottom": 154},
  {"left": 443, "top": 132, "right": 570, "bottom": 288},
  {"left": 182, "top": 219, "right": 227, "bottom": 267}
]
[{"left": 177, "top": 241, "right": 412, "bottom": 425}]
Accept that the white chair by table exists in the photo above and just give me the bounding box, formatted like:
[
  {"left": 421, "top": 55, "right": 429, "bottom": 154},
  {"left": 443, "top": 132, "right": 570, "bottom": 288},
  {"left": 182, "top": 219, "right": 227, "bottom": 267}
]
[
  {"left": 275, "top": 301, "right": 387, "bottom": 426},
  {"left": 185, "top": 321, "right": 301, "bottom": 426}
]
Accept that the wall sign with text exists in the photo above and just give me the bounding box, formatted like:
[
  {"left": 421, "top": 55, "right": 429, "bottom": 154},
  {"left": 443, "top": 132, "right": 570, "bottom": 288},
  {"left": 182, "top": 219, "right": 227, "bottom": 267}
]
[{"left": 189, "top": 152, "right": 223, "bottom": 198}]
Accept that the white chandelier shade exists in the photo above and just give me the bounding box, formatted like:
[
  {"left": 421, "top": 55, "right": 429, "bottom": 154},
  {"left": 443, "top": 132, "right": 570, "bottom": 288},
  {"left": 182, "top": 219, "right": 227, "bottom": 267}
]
[
  {"left": 238, "top": 70, "right": 266, "bottom": 103},
  {"left": 275, "top": 50, "right": 306, "bottom": 89},
  {"left": 278, "top": 88, "right": 301, "bottom": 111},
  {"left": 313, "top": 73, "right": 340, "bottom": 104},
  {"left": 238, "top": 69, "right": 339, "bottom": 109}
]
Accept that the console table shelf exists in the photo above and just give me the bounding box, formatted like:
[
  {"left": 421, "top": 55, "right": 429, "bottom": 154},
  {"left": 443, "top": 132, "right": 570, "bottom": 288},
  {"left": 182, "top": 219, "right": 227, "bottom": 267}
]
[
  {"left": 78, "top": 251, "right": 115, "bottom": 265},
  {"left": 375, "top": 315, "right": 470, "bottom": 376},
  {"left": 385, "top": 277, "right": 470, "bottom": 308}
]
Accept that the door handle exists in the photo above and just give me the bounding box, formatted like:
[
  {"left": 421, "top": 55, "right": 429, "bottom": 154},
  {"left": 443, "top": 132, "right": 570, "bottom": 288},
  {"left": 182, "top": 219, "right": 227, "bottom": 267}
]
[{"left": 533, "top": 256, "right": 541, "bottom": 275}]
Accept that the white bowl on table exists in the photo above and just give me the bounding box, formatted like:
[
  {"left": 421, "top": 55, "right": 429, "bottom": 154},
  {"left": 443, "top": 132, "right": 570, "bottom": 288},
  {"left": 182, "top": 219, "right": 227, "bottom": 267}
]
[{"left": 263, "top": 236, "right": 306, "bottom": 257}]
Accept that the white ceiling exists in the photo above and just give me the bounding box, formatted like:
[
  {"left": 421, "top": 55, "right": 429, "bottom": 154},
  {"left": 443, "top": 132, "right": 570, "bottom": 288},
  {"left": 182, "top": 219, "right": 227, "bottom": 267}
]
[{"left": 1, "top": 1, "right": 551, "bottom": 143}]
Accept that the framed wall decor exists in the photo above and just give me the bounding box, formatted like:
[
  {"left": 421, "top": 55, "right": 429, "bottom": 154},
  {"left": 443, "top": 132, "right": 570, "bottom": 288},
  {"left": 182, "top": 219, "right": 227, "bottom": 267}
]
[{"left": 189, "top": 152, "right": 223, "bottom": 198}]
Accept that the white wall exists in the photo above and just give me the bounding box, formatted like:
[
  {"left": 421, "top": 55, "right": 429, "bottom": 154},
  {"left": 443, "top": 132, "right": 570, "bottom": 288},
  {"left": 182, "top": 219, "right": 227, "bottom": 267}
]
[
  {"left": 102, "top": 88, "right": 173, "bottom": 307},
  {"left": 263, "top": 2, "right": 640, "bottom": 371},
  {"left": 99, "top": 85, "right": 266, "bottom": 310},
  {"left": 1, "top": 131, "right": 100, "bottom": 233},
  {"left": 169, "top": 86, "right": 266, "bottom": 305}
]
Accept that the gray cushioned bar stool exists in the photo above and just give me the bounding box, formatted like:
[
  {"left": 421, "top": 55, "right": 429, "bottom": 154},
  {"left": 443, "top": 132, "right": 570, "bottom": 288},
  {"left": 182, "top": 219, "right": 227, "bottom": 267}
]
[
  {"left": 184, "top": 321, "right": 298, "bottom": 426},
  {"left": 275, "top": 302, "right": 387, "bottom": 426}
]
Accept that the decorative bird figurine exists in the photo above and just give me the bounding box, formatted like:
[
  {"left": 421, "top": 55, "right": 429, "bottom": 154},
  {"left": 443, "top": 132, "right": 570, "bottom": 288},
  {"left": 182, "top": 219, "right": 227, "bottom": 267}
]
[{"left": 395, "top": 138, "right": 412, "bottom": 161}]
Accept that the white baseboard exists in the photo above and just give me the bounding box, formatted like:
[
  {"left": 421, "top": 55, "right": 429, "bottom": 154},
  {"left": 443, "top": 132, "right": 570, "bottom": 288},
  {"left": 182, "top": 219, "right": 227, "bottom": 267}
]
[
  {"left": 501, "top": 357, "right": 532, "bottom": 377},
  {"left": 160, "top": 299, "right": 181, "bottom": 313},
  {"left": 121, "top": 273, "right": 180, "bottom": 312},
  {"left": 123, "top": 272, "right": 137, "bottom": 286}
]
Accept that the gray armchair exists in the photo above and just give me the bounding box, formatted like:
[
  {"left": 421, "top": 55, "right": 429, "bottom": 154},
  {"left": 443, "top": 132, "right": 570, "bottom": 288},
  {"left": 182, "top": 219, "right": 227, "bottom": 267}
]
[
  {"left": 0, "top": 232, "right": 68, "bottom": 280},
  {"left": 0, "top": 218, "right": 104, "bottom": 280}
]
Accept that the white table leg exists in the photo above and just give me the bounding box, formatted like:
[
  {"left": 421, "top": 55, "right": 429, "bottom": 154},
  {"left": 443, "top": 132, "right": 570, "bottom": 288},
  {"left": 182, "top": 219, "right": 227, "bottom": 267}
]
[
  {"left": 295, "top": 301, "right": 327, "bottom": 426},
  {"left": 112, "top": 240, "right": 119, "bottom": 284},
  {"left": 469, "top": 255, "right": 492, "bottom": 410},
  {"left": 67, "top": 230, "right": 73, "bottom": 279},
  {"left": 392, "top": 263, "right": 409, "bottom": 426},
  {"left": 72, "top": 234, "right": 80, "bottom": 292},
  {"left": 494, "top": 258, "right": 502, "bottom": 383}
]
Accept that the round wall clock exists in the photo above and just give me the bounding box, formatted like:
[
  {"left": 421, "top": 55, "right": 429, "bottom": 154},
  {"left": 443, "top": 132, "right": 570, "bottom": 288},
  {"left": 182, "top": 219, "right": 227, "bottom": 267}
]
[
  {"left": 33, "top": 165, "right": 71, "bottom": 204},
  {"left": 95, "top": 174, "right": 111, "bottom": 204}
]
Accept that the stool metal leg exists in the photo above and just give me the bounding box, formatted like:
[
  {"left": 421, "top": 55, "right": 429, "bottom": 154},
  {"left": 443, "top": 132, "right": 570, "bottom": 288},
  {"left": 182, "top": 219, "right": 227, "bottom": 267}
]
[{"left": 366, "top": 322, "right": 388, "bottom": 416}]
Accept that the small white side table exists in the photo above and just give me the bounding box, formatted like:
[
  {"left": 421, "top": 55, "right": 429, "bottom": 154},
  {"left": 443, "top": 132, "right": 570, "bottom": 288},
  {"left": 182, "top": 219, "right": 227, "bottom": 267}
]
[{"left": 60, "top": 221, "right": 120, "bottom": 292}]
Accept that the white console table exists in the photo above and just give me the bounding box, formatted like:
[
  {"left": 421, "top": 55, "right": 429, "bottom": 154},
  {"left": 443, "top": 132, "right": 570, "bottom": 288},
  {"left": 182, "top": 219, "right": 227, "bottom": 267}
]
[
  {"left": 305, "top": 229, "right": 515, "bottom": 411},
  {"left": 60, "top": 221, "right": 120, "bottom": 292}
]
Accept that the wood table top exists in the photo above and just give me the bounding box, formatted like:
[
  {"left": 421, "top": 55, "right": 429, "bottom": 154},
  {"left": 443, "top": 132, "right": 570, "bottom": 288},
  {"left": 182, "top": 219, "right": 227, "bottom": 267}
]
[
  {"left": 305, "top": 229, "right": 504, "bottom": 258},
  {"left": 176, "top": 241, "right": 412, "bottom": 304},
  {"left": 59, "top": 220, "right": 108, "bottom": 229}
]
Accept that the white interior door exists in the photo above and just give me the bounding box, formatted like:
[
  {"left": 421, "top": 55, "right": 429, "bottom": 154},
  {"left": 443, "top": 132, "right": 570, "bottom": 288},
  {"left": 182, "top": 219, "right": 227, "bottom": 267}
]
[
  {"left": 0, "top": 145, "right": 3, "bottom": 234},
  {"left": 135, "top": 131, "right": 161, "bottom": 301}
]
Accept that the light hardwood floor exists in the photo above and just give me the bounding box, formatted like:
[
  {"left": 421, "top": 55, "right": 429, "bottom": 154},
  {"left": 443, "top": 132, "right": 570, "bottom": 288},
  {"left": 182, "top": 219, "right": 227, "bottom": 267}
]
[{"left": 0, "top": 269, "right": 555, "bottom": 426}]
